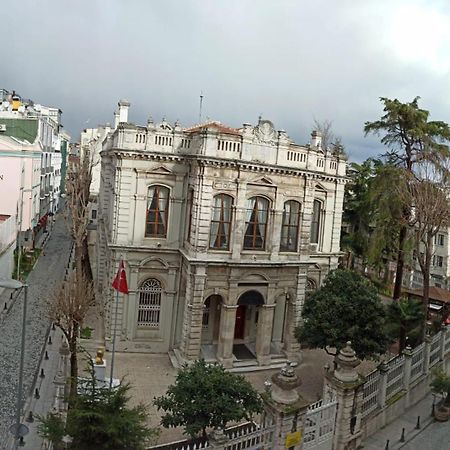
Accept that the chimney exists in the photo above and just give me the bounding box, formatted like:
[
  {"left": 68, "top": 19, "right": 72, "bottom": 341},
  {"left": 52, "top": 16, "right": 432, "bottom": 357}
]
[
  {"left": 311, "top": 130, "right": 322, "bottom": 149},
  {"left": 118, "top": 99, "right": 130, "bottom": 124}
]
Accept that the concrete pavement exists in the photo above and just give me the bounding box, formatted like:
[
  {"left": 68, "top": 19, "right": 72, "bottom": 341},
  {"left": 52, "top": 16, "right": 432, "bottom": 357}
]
[{"left": 363, "top": 393, "right": 443, "bottom": 450}]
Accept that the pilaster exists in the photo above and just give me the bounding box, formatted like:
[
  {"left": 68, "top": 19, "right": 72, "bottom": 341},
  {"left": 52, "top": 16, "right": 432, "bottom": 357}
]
[
  {"left": 217, "top": 304, "right": 238, "bottom": 368},
  {"left": 255, "top": 304, "right": 275, "bottom": 366}
]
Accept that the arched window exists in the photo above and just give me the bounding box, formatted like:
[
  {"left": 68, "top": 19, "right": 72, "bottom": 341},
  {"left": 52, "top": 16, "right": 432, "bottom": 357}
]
[
  {"left": 145, "top": 185, "right": 169, "bottom": 237},
  {"left": 310, "top": 200, "right": 322, "bottom": 244},
  {"left": 244, "top": 196, "right": 269, "bottom": 250},
  {"left": 280, "top": 200, "right": 301, "bottom": 252},
  {"left": 202, "top": 297, "right": 211, "bottom": 329},
  {"left": 305, "top": 278, "right": 317, "bottom": 296},
  {"left": 137, "top": 279, "right": 162, "bottom": 327},
  {"left": 210, "top": 194, "right": 233, "bottom": 249}
]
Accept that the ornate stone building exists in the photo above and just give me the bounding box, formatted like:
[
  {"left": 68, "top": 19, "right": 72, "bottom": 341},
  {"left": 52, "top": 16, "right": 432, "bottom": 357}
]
[{"left": 97, "top": 101, "right": 347, "bottom": 368}]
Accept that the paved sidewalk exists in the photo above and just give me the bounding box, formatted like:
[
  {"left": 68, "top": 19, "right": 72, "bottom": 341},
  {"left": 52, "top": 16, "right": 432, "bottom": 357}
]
[
  {"left": 363, "top": 393, "right": 438, "bottom": 450},
  {"left": 20, "top": 327, "right": 64, "bottom": 449}
]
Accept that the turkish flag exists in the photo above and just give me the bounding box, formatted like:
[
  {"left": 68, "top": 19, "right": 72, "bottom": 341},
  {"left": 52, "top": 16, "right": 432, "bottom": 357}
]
[{"left": 112, "top": 260, "right": 129, "bottom": 294}]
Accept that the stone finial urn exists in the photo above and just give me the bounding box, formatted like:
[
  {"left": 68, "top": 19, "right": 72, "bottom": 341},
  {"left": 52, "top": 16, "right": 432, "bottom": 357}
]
[
  {"left": 270, "top": 361, "right": 302, "bottom": 405},
  {"left": 333, "top": 341, "right": 360, "bottom": 383}
]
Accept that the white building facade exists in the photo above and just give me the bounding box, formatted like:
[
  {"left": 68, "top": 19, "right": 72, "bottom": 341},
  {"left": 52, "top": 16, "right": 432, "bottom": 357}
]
[
  {"left": 0, "top": 90, "right": 68, "bottom": 240},
  {"left": 404, "top": 230, "right": 450, "bottom": 290},
  {"left": 97, "top": 102, "right": 347, "bottom": 368}
]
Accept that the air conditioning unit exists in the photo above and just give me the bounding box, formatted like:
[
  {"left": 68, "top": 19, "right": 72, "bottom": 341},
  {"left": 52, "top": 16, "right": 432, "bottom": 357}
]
[{"left": 0, "top": 124, "right": 6, "bottom": 132}]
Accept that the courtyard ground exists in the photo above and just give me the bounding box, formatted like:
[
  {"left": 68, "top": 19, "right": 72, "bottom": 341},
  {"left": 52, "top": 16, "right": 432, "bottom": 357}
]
[{"left": 110, "top": 348, "right": 376, "bottom": 444}]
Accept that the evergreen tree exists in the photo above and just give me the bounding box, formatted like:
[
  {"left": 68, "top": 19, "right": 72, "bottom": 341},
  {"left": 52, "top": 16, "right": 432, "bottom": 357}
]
[
  {"left": 364, "top": 97, "right": 450, "bottom": 299},
  {"left": 295, "top": 269, "right": 389, "bottom": 359},
  {"left": 38, "top": 362, "right": 158, "bottom": 450},
  {"left": 154, "top": 360, "right": 263, "bottom": 438}
]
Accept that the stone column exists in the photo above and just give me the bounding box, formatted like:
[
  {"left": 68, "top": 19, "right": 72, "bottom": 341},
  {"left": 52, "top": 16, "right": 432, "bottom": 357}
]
[
  {"left": 324, "top": 342, "right": 364, "bottom": 450},
  {"left": 263, "top": 362, "right": 309, "bottom": 450},
  {"left": 255, "top": 304, "right": 275, "bottom": 366},
  {"left": 217, "top": 305, "right": 237, "bottom": 368},
  {"left": 284, "top": 269, "right": 306, "bottom": 362}
]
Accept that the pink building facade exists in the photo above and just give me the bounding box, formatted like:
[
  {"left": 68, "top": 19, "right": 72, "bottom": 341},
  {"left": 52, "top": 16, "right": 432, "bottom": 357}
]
[{"left": 0, "top": 136, "right": 41, "bottom": 245}]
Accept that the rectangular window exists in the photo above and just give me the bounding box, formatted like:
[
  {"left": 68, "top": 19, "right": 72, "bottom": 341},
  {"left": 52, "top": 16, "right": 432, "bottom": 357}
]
[
  {"left": 146, "top": 185, "right": 169, "bottom": 237},
  {"left": 91, "top": 209, "right": 97, "bottom": 219},
  {"left": 243, "top": 197, "right": 269, "bottom": 250},
  {"left": 210, "top": 194, "right": 233, "bottom": 250},
  {"left": 437, "top": 234, "right": 445, "bottom": 246},
  {"left": 310, "top": 200, "right": 321, "bottom": 244},
  {"left": 437, "top": 255, "right": 444, "bottom": 267},
  {"left": 280, "top": 201, "right": 301, "bottom": 252}
]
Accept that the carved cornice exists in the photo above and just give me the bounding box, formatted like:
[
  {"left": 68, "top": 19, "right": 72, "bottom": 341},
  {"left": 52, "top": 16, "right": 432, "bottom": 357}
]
[{"left": 108, "top": 148, "right": 348, "bottom": 184}]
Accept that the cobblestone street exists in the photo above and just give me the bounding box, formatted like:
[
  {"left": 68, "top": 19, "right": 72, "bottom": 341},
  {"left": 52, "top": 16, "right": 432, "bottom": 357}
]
[{"left": 0, "top": 216, "right": 72, "bottom": 446}]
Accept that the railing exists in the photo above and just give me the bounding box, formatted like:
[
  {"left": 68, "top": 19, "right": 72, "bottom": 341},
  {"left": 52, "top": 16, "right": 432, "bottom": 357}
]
[
  {"left": 361, "top": 370, "right": 381, "bottom": 418},
  {"left": 224, "top": 421, "right": 275, "bottom": 450},
  {"left": 410, "top": 343, "right": 425, "bottom": 383},
  {"left": 385, "top": 355, "right": 405, "bottom": 400},
  {"left": 302, "top": 399, "right": 337, "bottom": 449},
  {"left": 147, "top": 420, "right": 274, "bottom": 450},
  {"left": 429, "top": 333, "right": 441, "bottom": 367}
]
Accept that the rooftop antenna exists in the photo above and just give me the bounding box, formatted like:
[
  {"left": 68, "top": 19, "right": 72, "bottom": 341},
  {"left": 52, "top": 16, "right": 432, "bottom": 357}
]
[{"left": 199, "top": 91, "right": 204, "bottom": 124}]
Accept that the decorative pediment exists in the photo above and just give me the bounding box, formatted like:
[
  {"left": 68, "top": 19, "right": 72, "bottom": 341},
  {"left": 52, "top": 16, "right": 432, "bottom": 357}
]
[
  {"left": 240, "top": 272, "right": 270, "bottom": 282},
  {"left": 149, "top": 165, "right": 173, "bottom": 175},
  {"left": 248, "top": 176, "right": 275, "bottom": 187},
  {"left": 157, "top": 119, "right": 173, "bottom": 132},
  {"left": 314, "top": 183, "right": 327, "bottom": 193},
  {"left": 139, "top": 256, "right": 170, "bottom": 270},
  {"left": 253, "top": 119, "right": 276, "bottom": 145}
]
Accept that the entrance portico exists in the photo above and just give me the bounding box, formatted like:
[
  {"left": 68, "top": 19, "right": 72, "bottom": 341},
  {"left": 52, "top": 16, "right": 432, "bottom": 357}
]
[{"left": 214, "top": 289, "right": 275, "bottom": 368}]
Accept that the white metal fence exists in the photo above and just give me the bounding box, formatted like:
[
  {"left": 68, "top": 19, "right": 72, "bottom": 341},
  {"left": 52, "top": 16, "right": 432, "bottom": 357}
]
[
  {"left": 361, "top": 327, "right": 450, "bottom": 422},
  {"left": 302, "top": 399, "right": 337, "bottom": 450},
  {"left": 361, "top": 370, "right": 380, "bottom": 418}
]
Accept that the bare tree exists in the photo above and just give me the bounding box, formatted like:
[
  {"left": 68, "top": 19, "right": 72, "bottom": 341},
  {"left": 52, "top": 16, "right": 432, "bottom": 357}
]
[
  {"left": 400, "top": 160, "right": 450, "bottom": 327},
  {"left": 47, "top": 271, "right": 96, "bottom": 399},
  {"left": 65, "top": 148, "right": 94, "bottom": 281},
  {"left": 313, "top": 118, "right": 346, "bottom": 156}
]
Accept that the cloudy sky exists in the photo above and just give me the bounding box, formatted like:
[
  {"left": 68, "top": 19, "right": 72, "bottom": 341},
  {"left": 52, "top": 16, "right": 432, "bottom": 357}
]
[{"left": 2, "top": 0, "right": 450, "bottom": 161}]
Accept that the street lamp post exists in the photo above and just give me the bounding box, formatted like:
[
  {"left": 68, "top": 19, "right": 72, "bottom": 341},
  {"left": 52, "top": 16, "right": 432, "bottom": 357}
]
[{"left": 0, "top": 278, "right": 29, "bottom": 449}]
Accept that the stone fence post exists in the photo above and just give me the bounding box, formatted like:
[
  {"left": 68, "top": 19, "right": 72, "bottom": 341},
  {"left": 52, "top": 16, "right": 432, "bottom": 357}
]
[
  {"left": 324, "top": 342, "right": 364, "bottom": 450},
  {"left": 262, "top": 362, "right": 309, "bottom": 450}
]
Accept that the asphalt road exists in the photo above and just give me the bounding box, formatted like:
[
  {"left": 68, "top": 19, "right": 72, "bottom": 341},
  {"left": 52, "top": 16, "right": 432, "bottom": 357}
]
[{"left": 0, "top": 216, "right": 72, "bottom": 446}]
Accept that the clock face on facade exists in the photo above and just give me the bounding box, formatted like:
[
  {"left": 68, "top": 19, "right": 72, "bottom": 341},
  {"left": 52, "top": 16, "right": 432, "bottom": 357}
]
[{"left": 254, "top": 120, "right": 276, "bottom": 144}]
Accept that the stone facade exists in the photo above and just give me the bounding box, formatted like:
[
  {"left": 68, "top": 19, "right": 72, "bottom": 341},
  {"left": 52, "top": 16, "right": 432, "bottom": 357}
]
[{"left": 96, "top": 101, "right": 347, "bottom": 367}]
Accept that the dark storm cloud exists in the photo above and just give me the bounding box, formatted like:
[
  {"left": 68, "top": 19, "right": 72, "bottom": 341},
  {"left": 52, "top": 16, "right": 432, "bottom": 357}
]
[{"left": 2, "top": 0, "right": 449, "bottom": 161}]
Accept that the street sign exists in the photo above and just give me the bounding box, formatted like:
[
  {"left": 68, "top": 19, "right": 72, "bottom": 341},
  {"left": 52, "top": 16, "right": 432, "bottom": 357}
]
[{"left": 285, "top": 430, "right": 302, "bottom": 448}]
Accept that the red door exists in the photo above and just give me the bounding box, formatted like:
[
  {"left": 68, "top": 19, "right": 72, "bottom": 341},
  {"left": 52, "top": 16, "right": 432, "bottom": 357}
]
[{"left": 234, "top": 305, "right": 246, "bottom": 339}]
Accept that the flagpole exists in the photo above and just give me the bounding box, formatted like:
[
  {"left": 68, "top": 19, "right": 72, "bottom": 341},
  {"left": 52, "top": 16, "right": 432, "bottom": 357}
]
[{"left": 110, "top": 287, "right": 119, "bottom": 389}]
